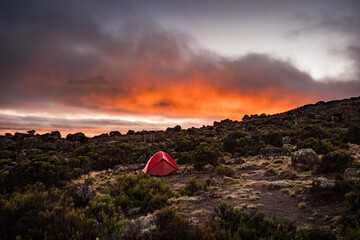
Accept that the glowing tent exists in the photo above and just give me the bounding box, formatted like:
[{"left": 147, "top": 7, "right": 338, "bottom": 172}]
[{"left": 142, "top": 151, "right": 180, "bottom": 176}]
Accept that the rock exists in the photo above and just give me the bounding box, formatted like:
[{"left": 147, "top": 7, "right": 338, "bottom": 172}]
[
  {"left": 260, "top": 147, "right": 282, "bottom": 156},
  {"left": 123, "top": 213, "right": 156, "bottom": 239},
  {"left": 188, "top": 217, "right": 199, "bottom": 225},
  {"left": 268, "top": 180, "right": 292, "bottom": 189},
  {"left": 312, "top": 177, "right": 335, "bottom": 190},
  {"left": 76, "top": 185, "right": 95, "bottom": 201},
  {"left": 114, "top": 164, "right": 126, "bottom": 174},
  {"left": 38, "top": 142, "right": 56, "bottom": 150},
  {"left": 291, "top": 148, "right": 320, "bottom": 172},
  {"left": 128, "top": 207, "right": 141, "bottom": 216},
  {"left": 344, "top": 168, "right": 360, "bottom": 179},
  {"left": 203, "top": 164, "right": 214, "bottom": 173}
]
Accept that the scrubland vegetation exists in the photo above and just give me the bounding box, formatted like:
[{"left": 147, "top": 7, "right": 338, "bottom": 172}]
[{"left": 1, "top": 96, "right": 360, "bottom": 239}]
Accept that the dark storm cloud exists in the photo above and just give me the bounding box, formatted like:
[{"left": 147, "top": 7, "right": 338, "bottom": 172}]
[{"left": 0, "top": 0, "right": 359, "bottom": 121}]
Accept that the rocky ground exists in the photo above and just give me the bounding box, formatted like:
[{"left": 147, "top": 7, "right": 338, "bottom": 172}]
[{"left": 74, "top": 143, "right": 360, "bottom": 235}]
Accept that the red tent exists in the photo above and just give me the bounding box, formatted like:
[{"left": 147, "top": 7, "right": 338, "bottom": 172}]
[{"left": 142, "top": 151, "right": 180, "bottom": 176}]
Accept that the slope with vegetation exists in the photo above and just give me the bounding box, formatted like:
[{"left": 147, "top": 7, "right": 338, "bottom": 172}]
[{"left": 0, "top": 96, "right": 360, "bottom": 239}]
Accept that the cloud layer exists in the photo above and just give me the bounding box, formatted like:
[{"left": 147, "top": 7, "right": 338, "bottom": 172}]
[{"left": 1, "top": 0, "right": 359, "bottom": 134}]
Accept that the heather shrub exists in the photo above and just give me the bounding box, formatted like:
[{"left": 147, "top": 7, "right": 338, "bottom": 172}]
[
  {"left": 193, "top": 142, "right": 221, "bottom": 171},
  {"left": 318, "top": 150, "right": 353, "bottom": 174},
  {"left": 110, "top": 173, "right": 173, "bottom": 214},
  {"left": 215, "top": 164, "right": 235, "bottom": 177},
  {"left": 178, "top": 176, "right": 207, "bottom": 196}
]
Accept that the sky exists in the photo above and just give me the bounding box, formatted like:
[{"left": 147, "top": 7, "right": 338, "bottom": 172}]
[{"left": 1, "top": 0, "right": 360, "bottom": 136}]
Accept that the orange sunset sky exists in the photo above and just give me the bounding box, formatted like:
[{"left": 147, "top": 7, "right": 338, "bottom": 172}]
[{"left": 1, "top": 0, "right": 360, "bottom": 136}]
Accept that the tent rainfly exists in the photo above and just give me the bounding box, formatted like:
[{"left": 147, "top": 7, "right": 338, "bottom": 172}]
[{"left": 142, "top": 151, "right": 180, "bottom": 176}]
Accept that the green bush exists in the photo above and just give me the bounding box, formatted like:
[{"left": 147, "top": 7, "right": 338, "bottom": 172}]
[
  {"left": 177, "top": 151, "right": 194, "bottom": 164},
  {"left": 201, "top": 201, "right": 297, "bottom": 240},
  {"left": 297, "top": 137, "right": 335, "bottom": 154},
  {"left": 193, "top": 142, "right": 221, "bottom": 171},
  {"left": 178, "top": 176, "right": 207, "bottom": 196},
  {"left": 347, "top": 124, "right": 360, "bottom": 144},
  {"left": 0, "top": 154, "right": 66, "bottom": 193},
  {"left": 85, "top": 195, "right": 127, "bottom": 237},
  {"left": 345, "top": 181, "right": 360, "bottom": 214},
  {"left": 151, "top": 207, "right": 196, "bottom": 240},
  {"left": 215, "top": 165, "right": 235, "bottom": 177},
  {"left": 318, "top": 150, "right": 353, "bottom": 174},
  {"left": 223, "top": 131, "right": 250, "bottom": 153},
  {"left": 66, "top": 132, "right": 88, "bottom": 143},
  {"left": 263, "top": 131, "right": 283, "bottom": 148},
  {"left": 110, "top": 173, "right": 173, "bottom": 214}
]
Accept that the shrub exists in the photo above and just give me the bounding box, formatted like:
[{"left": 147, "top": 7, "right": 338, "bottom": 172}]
[
  {"left": 177, "top": 151, "right": 194, "bottom": 164},
  {"left": 201, "top": 201, "right": 297, "bottom": 240},
  {"left": 215, "top": 165, "right": 235, "bottom": 177},
  {"left": 178, "top": 176, "right": 207, "bottom": 196},
  {"left": 345, "top": 181, "right": 360, "bottom": 214},
  {"left": 66, "top": 132, "right": 88, "bottom": 143},
  {"left": 297, "top": 137, "right": 335, "bottom": 154},
  {"left": 263, "top": 131, "right": 283, "bottom": 148},
  {"left": 110, "top": 173, "right": 173, "bottom": 214},
  {"left": 85, "top": 195, "right": 127, "bottom": 237},
  {"left": 300, "top": 125, "right": 330, "bottom": 140},
  {"left": 223, "top": 131, "right": 250, "bottom": 153},
  {"left": 318, "top": 150, "right": 353, "bottom": 174},
  {"left": 347, "top": 124, "right": 360, "bottom": 144},
  {"left": 193, "top": 142, "right": 221, "bottom": 171},
  {"left": 0, "top": 154, "right": 66, "bottom": 192},
  {"left": 151, "top": 207, "right": 195, "bottom": 239}
]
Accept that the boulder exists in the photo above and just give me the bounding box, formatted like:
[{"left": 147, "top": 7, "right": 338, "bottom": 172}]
[
  {"left": 312, "top": 177, "right": 335, "bottom": 191},
  {"left": 114, "top": 164, "right": 126, "bottom": 174},
  {"left": 123, "top": 213, "right": 156, "bottom": 239},
  {"left": 291, "top": 148, "right": 320, "bottom": 172},
  {"left": 268, "top": 180, "right": 292, "bottom": 189},
  {"left": 203, "top": 164, "right": 214, "bottom": 173}
]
